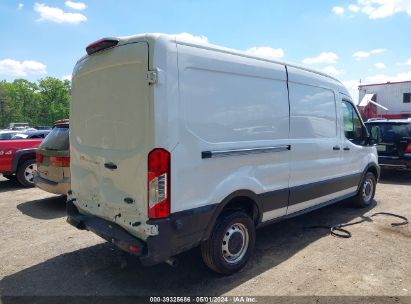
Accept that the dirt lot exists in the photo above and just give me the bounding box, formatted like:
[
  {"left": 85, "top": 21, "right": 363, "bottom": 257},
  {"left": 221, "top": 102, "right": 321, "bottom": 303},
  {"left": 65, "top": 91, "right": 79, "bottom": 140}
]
[{"left": 0, "top": 171, "right": 410, "bottom": 298}]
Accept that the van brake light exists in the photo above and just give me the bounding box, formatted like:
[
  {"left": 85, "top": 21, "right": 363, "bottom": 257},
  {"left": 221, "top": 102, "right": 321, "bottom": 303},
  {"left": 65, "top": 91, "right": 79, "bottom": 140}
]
[
  {"left": 406, "top": 143, "right": 411, "bottom": 153},
  {"left": 148, "top": 148, "right": 170, "bottom": 219},
  {"left": 86, "top": 38, "right": 119, "bottom": 55}
]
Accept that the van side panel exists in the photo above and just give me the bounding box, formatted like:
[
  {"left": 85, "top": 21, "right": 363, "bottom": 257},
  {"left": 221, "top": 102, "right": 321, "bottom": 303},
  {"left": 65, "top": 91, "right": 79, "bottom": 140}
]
[
  {"left": 286, "top": 66, "right": 358, "bottom": 214},
  {"left": 174, "top": 44, "right": 290, "bottom": 220},
  {"left": 150, "top": 37, "right": 180, "bottom": 151}
]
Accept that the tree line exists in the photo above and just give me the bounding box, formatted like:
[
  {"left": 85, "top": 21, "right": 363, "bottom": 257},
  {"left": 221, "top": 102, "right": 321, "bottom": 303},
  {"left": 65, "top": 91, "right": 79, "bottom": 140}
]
[{"left": 0, "top": 77, "right": 71, "bottom": 129}]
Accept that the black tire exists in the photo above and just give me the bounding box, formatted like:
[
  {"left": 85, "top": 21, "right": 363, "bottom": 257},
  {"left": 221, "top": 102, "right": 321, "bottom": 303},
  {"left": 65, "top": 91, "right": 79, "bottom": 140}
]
[
  {"left": 201, "top": 211, "right": 255, "bottom": 275},
  {"left": 353, "top": 172, "right": 376, "bottom": 208},
  {"left": 2, "top": 174, "right": 16, "bottom": 181},
  {"left": 16, "top": 159, "right": 36, "bottom": 188}
]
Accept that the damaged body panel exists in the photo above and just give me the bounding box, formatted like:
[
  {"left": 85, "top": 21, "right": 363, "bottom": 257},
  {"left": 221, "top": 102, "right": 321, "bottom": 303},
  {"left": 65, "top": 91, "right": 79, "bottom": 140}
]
[{"left": 70, "top": 40, "right": 157, "bottom": 241}]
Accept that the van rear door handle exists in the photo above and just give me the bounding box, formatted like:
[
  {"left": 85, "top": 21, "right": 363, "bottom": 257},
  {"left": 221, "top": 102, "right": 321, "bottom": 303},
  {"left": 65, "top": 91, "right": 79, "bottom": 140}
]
[
  {"left": 343, "top": 147, "right": 350, "bottom": 151},
  {"left": 104, "top": 162, "right": 117, "bottom": 170},
  {"left": 333, "top": 146, "right": 341, "bottom": 151}
]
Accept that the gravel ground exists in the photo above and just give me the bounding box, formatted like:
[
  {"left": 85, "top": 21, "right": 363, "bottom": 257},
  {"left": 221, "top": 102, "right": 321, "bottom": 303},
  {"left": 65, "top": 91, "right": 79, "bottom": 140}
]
[{"left": 0, "top": 171, "right": 410, "bottom": 298}]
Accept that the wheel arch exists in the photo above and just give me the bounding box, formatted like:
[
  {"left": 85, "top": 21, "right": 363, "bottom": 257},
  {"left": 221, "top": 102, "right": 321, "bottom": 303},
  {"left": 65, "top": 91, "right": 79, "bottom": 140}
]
[
  {"left": 202, "top": 190, "right": 262, "bottom": 241},
  {"left": 12, "top": 149, "right": 37, "bottom": 172},
  {"left": 357, "top": 162, "right": 380, "bottom": 193},
  {"left": 364, "top": 162, "right": 380, "bottom": 181}
]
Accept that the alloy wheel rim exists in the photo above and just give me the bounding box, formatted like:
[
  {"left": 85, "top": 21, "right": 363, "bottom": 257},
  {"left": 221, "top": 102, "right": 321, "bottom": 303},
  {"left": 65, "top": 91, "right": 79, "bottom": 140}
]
[{"left": 24, "top": 164, "right": 37, "bottom": 183}]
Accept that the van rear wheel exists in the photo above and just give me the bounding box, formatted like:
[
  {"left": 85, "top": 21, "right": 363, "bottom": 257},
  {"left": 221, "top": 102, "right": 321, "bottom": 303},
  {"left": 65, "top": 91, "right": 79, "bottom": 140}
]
[
  {"left": 201, "top": 211, "right": 255, "bottom": 275},
  {"left": 353, "top": 172, "right": 376, "bottom": 208}
]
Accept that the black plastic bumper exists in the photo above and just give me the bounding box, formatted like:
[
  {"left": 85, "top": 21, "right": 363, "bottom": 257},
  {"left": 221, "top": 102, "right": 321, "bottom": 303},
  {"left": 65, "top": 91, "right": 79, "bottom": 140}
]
[
  {"left": 66, "top": 200, "right": 217, "bottom": 266},
  {"left": 66, "top": 201, "right": 146, "bottom": 258}
]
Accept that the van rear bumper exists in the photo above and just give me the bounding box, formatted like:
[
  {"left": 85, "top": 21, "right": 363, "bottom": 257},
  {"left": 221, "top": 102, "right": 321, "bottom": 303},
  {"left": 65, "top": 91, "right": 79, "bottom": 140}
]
[
  {"left": 66, "top": 200, "right": 217, "bottom": 266},
  {"left": 66, "top": 201, "right": 146, "bottom": 258}
]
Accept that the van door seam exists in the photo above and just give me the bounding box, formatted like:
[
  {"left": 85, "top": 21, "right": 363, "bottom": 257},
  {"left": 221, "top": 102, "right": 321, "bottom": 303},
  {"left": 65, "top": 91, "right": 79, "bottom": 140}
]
[{"left": 285, "top": 65, "right": 292, "bottom": 215}]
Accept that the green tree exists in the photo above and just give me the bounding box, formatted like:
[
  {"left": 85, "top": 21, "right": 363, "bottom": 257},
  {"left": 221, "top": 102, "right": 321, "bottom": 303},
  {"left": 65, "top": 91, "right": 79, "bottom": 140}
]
[
  {"left": 0, "top": 81, "right": 13, "bottom": 128},
  {"left": 37, "top": 77, "right": 71, "bottom": 125},
  {"left": 3, "top": 79, "right": 39, "bottom": 127},
  {"left": 0, "top": 77, "right": 70, "bottom": 129}
]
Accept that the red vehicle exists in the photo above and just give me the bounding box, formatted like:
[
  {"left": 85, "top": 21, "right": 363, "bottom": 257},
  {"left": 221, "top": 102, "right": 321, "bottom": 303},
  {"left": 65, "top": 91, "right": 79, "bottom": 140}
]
[{"left": 0, "top": 130, "right": 50, "bottom": 187}]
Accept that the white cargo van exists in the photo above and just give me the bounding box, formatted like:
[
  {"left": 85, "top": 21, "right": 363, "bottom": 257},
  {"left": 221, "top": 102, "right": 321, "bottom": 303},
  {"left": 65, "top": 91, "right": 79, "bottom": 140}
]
[{"left": 67, "top": 33, "right": 380, "bottom": 274}]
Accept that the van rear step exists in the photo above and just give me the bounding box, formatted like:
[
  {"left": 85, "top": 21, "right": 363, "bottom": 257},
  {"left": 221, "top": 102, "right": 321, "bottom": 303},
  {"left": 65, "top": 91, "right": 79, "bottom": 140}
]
[{"left": 66, "top": 201, "right": 145, "bottom": 255}]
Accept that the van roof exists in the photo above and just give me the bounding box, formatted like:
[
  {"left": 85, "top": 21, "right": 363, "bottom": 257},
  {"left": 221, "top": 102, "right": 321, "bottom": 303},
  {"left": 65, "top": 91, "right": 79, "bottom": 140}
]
[{"left": 81, "top": 33, "right": 347, "bottom": 95}]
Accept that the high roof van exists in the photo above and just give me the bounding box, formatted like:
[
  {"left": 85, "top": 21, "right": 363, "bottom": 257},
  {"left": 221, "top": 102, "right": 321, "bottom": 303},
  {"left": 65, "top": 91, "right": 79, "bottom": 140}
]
[{"left": 67, "top": 33, "right": 380, "bottom": 274}]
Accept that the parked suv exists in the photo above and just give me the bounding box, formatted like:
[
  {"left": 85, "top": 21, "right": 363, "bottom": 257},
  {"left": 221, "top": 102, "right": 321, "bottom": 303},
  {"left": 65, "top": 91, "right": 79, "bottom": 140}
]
[
  {"left": 365, "top": 118, "right": 411, "bottom": 170},
  {"left": 34, "top": 120, "right": 70, "bottom": 195}
]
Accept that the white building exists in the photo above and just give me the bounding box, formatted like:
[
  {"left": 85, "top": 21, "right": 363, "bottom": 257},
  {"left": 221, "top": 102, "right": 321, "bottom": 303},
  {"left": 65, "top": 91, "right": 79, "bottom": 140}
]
[{"left": 358, "top": 81, "right": 411, "bottom": 118}]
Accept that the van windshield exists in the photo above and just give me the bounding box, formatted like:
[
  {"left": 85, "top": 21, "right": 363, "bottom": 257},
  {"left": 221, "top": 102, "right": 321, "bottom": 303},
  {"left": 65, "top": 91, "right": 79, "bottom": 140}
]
[{"left": 41, "top": 125, "right": 69, "bottom": 151}]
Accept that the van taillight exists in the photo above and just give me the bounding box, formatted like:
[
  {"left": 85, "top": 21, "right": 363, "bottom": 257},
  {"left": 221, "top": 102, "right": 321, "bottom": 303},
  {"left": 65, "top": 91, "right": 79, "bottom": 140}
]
[
  {"left": 406, "top": 143, "right": 411, "bottom": 153},
  {"left": 50, "top": 156, "right": 70, "bottom": 167},
  {"left": 148, "top": 148, "right": 170, "bottom": 219},
  {"left": 86, "top": 38, "right": 119, "bottom": 55},
  {"left": 36, "top": 153, "right": 43, "bottom": 164}
]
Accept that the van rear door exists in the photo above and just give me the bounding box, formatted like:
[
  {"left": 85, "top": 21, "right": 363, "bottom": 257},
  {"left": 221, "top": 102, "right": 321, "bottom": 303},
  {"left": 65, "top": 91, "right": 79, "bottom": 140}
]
[{"left": 70, "top": 41, "right": 153, "bottom": 239}]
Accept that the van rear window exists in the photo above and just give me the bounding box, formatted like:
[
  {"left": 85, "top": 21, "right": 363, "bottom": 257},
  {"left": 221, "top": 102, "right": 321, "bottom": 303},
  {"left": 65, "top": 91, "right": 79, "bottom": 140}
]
[
  {"left": 366, "top": 123, "right": 411, "bottom": 142},
  {"left": 41, "top": 125, "right": 69, "bottom": 151}
]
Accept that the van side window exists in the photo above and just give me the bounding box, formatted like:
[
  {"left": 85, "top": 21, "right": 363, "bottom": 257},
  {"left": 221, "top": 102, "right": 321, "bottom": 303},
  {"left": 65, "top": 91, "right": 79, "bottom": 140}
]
[
  {"left": 181, "top": 68, "right": 289, "bottom": 143},
  {"left": 342, "top": 101, "right": 363, "bottom": 144},
  {"left": 289, "top": 84, "right": 337, "bottom": 139}
]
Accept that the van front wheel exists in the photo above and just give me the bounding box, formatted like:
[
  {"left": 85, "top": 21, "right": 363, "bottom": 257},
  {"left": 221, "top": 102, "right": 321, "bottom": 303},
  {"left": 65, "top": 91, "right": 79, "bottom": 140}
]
[
  {"left": 353, "top": 172, "right": 376, "bottom": 208},
  {"left": 201, "top": 211, "right": 255, "bottom": 275}
]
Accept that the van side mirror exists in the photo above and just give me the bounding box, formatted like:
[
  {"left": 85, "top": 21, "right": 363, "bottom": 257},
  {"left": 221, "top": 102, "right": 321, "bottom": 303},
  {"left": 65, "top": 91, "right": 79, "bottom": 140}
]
[{"left": 369, "top": 126, "right": 381, "bottom": 145}]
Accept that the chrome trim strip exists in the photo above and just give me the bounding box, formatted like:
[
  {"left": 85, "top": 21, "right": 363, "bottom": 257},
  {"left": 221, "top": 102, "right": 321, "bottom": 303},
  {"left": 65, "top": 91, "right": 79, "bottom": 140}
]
[{"left": 202, "top": 145, "right": 291, "bottom": 159}]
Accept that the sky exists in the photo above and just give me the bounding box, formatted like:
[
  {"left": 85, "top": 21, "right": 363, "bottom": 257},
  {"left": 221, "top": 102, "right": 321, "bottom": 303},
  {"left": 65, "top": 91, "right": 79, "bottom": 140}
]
[{"left": 0, "top": 0, "right": 411, "bottom": 102}]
